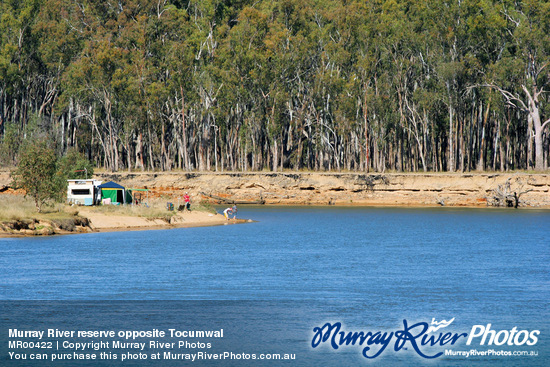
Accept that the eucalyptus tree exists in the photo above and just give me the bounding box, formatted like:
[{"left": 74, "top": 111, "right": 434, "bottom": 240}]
[{"left": 484, "top": 0, "right": 550, "bottom": 171}]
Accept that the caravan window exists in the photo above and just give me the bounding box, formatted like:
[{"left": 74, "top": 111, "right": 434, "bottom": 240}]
[{"left": 72, "top": 189, "right": 91, "bottom": 195}]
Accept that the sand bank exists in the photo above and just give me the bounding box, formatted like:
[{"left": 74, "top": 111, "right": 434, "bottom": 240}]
[
  {"left": 0, "top": 208, "right": 247, "bottom": 237},
  {"left": 78, "top": 208, "right": 246, "bottom": 232}
]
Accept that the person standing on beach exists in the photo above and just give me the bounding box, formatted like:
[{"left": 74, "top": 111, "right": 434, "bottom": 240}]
[{"left": 183, "top": 192, "right": 191, "bottom": 211}]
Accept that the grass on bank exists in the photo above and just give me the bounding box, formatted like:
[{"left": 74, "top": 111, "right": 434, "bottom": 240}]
[
  {"left": 0, "top": 195, "right": 78, "bottom": 222},
  {"left": 88, "top": 198, "right": 176, "bottom": 222},
  {"left": 86, "top": 198, "right": 216, "bottom": 219},
  {"left": 0, "top": 194, "right": 216, "bottom": 225}
]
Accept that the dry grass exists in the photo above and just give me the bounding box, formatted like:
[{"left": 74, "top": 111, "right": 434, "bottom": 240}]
[
  {"left": 192, "top": 201, "right": 217, "bottom": 214},
  {"left": 0, "top": 195, "right": 78, "bottom": 222},
  {"left": 85, "top": 198, "right": 217, "bottom": 220},
  {"left": 0, "top": 194, "right": 216, "bottom": 224},
  {"left": 89, "top": 198, "right": 175, "bottom": 220}
]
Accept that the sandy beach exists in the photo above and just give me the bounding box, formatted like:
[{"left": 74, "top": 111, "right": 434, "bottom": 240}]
[
  {"left": 78, "top": 207, "right": 246, "bottom": 232},
  {"left": 0, "top": 205, "right": 248, "bottom": 237}
]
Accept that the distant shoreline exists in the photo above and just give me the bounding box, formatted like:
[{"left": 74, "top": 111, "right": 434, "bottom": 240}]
[{"left": 1, "top": 171, "right": 549, "bottom": 237}]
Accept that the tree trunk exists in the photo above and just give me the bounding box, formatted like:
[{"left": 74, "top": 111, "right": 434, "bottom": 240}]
[
  {"left": 447, "top": 83, "right": 454, "bottom": 172},
  {"left": 522, "top": 85, "right": 548, "bottom": 171},
  {"left": 181, "top": 88, "right": 189, "bottom": 171},
  {"left": 364, "top": 85, "right": 369, "bottom": 172},
  {"left": 272, "top": 139, "right": 278, "bottom": 172},
  {"left": 527, "top": 114, "right": 534, "bottom": 169}
]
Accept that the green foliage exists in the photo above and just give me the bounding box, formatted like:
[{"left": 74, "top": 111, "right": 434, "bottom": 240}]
[
  {"left": 11, "top": 142, "right": 65, "bottom": 212},
  {"left": 0, "top": 122, "right": 21, "bottom": 165},
  {"left": 58, "top": 149, "right": 94, "bottom": 180}
]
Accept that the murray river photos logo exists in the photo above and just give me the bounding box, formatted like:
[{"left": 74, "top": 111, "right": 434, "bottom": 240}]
[{"left": 311, "top": 318, "right": 540, "bottom": 359}]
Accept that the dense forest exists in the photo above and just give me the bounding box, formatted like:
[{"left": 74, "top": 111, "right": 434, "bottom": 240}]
[{"left": 1, "top": 0, "right": 549, "bottom": 172}]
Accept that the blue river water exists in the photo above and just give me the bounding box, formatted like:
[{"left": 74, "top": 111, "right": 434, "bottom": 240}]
[{"left": 0, "top": 206, "right": 548, "bottom": 366}]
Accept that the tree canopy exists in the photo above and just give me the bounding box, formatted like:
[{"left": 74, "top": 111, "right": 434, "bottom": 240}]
[{"left": 1, "top": 0, "right": 550, "bottom": 172}]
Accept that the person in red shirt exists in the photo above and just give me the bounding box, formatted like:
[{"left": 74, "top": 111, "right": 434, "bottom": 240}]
[{"left": 183, "top": 192, "right": 191, "bottom": 211}]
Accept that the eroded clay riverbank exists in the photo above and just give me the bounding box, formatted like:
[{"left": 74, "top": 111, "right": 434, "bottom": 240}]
[{"left": 89, "top": 171, "right": 550, "bottom": 208}]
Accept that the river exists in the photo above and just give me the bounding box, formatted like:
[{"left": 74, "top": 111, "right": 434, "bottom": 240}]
[{"left": 0, "top": 207, "right": 548, "bottom": 366}]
